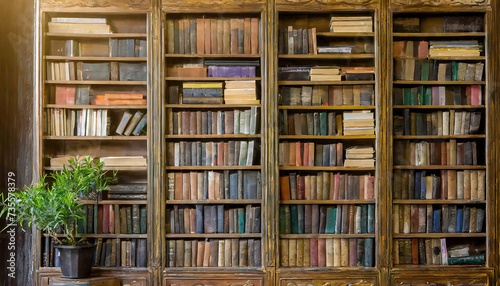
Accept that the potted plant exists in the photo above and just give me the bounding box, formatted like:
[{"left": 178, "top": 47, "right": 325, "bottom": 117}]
[{"left": 0, "top": 156, "right": 116, "bottom": 278}]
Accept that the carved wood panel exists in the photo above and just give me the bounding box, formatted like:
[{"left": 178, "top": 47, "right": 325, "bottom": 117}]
[
  {"left": 165, "top": 279, "right": 263, "bottom": 286},
  {"left": 391, "top": 0, "right": 490, "bottom": 6},
  {"left": 40, "top": 0, "right": 151, "bottom": 9},
  {"left": 276, "top": 0, "right": 376, "bottom": 4},
  {"left": 162, "top": 0, "right": 265, "bottom": 5},
  {"left": 279, "top": 279, "right": 376, "bottom": 286}
]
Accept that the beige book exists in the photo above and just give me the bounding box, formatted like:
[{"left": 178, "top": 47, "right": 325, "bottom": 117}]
[
  {"left": 184, "top": 240, "right": 192, "bottom": 267},
  {"left": 470, "top": 170, "right": 479, "bottom": 200},
  {"left": 224, "top": 239, "right": 232, "bottom": 267},
  {"left": 403, "top": 205, "right": 411, "bottom": 234},
  {"left": 449, "top": 139, "right": 457, "bottom": 165},
  {"left": 326, "top": 238, "right": 334, "bottom": 266},
  {"left": 456, "top": 171, "right": 464, "bottom": 199},
  {"left": 303, "top": 239, "right": 311, "bottom": 267},
  {"left": 443, "top": 111, "right": 450, "bottom": 135},
  {"left": 288, "top": 239, "right": 297, "bottom": 266},
  {"left": 448, "top": 170, "right": 457, "bottom": 200},
  {"left": 393, "top": 205, "right": 400, "bottom": 234},
  {"left": 333, "top": 238, "right": 341, "bottom": 266},
  {"left": 469, "top": 207, "right": 478, "bottom": 233},
  {"left": 296, "top": 239, "right": 304, "bottom": 267},
  {"left": 280, "top": 239, "right": 289, "bottom": 267},
  {"left": 478, "top": 170, "right": 486, "bottom": 200},
  {"left": 203, "top": 241, "right": 210, "bottom": 267},
  {"left": 218, "top": 240, "right": 225, "bottom": 267},
  {"left": 340, "top": 238, "right": 349, "bottom": 266}
]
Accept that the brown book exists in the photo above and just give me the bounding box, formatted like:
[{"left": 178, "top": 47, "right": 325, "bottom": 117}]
[
  {"left": 184, "top": 240, "right": 192, "bottom": 267},
  {"left": 216, "top": 19, "right": 223, "bottom": 55},
  {"left": 411, "top": 239, "right": 419, "bottom": 265},
  {"left": 224, "top": 239, "right": 232, "bottom": 267},
  {"left": 317, "top": 238, "right": 326, "bottom": 267},
  {"left": 411, "top": 205, "right": 419, "bottom": 233},
  {"left": 209, "top": 239, "right": 218, "bottom": 266},
  {"left": 204, "top": 19, "right": 211, "bottom": 54},
  {"left": 243, "top": 18, "right": 251, "bottom": 54},
  {"left": 175, "top": 240, "right": 184, "bottom": 267},
  {"left": 239, "top": 239, "right": 248, "bottom": 266},
  {"left": 203, "top": 241, "right": 210, "bottom": 267},
  {"left": 230, "top": 19, "right": 238, "bottom": 55},
  {"left": 250, "top": 18, "right": 259, "bottom": 54},
  {"left": 310, "top": 238, "right": 318, "bottom": 267},
  {"left": 196, "top": 19, "right": 205, "bottom": 54},
  {"left": 478, "top": 170, "right": 486, "bottom": 200},
  {"left": 196, "top": 241, "right": 204, "bottom": 267},
  {"left": 348, "top": 238, "right": 357, "bottom": 266},
  {"left": 210, "top": 19, "right": 217, "bottom": 54},
  {"left": 223, "top": 20, "right": 230, "bottom": 54}
]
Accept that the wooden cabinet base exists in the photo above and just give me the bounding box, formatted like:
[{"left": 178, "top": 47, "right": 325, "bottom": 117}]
[{"left": 49, "top": 277, "right": 120, "bottom": 286}]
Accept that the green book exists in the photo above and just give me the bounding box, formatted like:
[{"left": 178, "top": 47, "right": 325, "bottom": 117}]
[
  {"left": 126, "top": 207, "right": 132, "bottom": 234},
  {"left": 403, "top": 88, "right": 411, "bottom": 105},
  {"left": 284, "top": 205, "right": 291, "bottom": 234},
  {"left": 367, "top": 205, "right": 375, "bottom": 234},
  {"left": 421, "top": 59, "right": 429, "bottom": 81},
  {"left": 132, "top": 204, "right": 140, "bottom": 234},
  {"left": 324, "top": 207, "right": 336, "bottom": 234},
  {"left": 448, "top": 254, "right": 486, "bottom": 265},
  {"left": 279, "top": 206, "right": 287, "bottom": 234},
  {"left": 418, "top": 86, "right": 425, "bottom": 105},
  {"left": 319, "top": 112, "right": 327, "bottom": 136},
  {"left": 93, "top": 204, "right": 98, "bottom": 234},
  {"left": 424, "top": 86, "right": 432, "bottom": 105},
  {"left": 361, "top": 205, "right": 368, "bottom": 234},
  {"left": 87, "top": 205, "right": 94, "bottom": 234},
  {"left": 452, "top": 61, "right": 459, "bottom": 81},
  {"left": 238, "top": 208, "right": 245, "bottom": 233},
  {"left": 140, "top": 207, "right": 147, "bottom": 234},
  {"left": 410, "top": 87, "right": 418, "bottom": 105}
]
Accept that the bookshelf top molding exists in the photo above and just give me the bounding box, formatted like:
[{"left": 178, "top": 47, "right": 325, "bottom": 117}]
[
  {"left": 390, "top": 0, "right": 490, "bottom": 6},
  {"left": 40, "top": 0, "right": 152, "bottom": 10},
  {"left": 161, "top": 0, "right": 266, "bottom": 12},
  {"left": 276, "top": 0, "right": 379, "bottom": 10}
]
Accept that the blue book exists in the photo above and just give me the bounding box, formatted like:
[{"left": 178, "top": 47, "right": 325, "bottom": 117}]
[
  {"left": 290, "top": 205, "right": 299, "bottom": 234},
  {"left": 229, "top": 172, "right": 238, "bottom": 199},
  {"left": 367, "top": 205, "right": 375, "bottom": 233},
  {"left": 325, "top": 207, "right": 337, "bottom": 234},
  {"left": 361, "top": 205, "right": 368, "bottom": 234},
  {"left": 364, "top": 238, "right": 374, "bottom": 267},
  {"left": 456, "top": 209, "right": 464, "bottom": 233},
  {"left": 415, "top": 172, "right": 422, "bottom": 199},
  {"left": 433, "top": 210, "right": 441, "bottom": 233},
  {"left": 420, "top": 172, "right": 427, "bottom": 199}
]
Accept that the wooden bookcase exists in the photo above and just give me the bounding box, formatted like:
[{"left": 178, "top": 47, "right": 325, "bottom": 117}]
[{"left": 32, "top": 0, "right": 498, "bottom": 285}]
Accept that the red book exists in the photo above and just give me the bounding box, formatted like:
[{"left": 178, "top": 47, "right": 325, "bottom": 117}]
[
  {"left": 310, "top": 238, "right": 318, "bottom": 267},
  {"left": 297, "top": 175, "right": 305, "bottom": 200},
  {"left": 470, "top": 85, "right": 481, "bottom": 105},
  {"left": 303, "top": 144, "right": 309, "bottom": 167},
  {"left": 204, "top": 19, "right": 211, "bottom": 54},
  {"left": 329, "top": 173, "right": 335, "bottom": 200},
  {"left": 174, "top": 173, "right": 183, "bottom": 200},
  {"left": 217, "top": 142, "right": 224, "bottom": 166},
  {"left": 359, "top": 176, "right": 365, "bottom": 200},
  {"left": 55, "top": 86, "right": 67, "bottom": 105},
  {"left": 441, "top": 170, "right": 448, "bottom": 200},
  {"left": 336, "top": 143, "right": 343, "bottom": 166},
  {"left": 65, "top": 85, "right": 76, "bottom": 105},
  {"left": 339, "top": 174, "right": 345, "bottom": 200},
  {"left": 328, "top": 86, "right": 335, "bottom": 106},
  {"left": 182, "top": 111, "right": 190, "bottom": 135},
  {"left": 308, "top": 143, "right": 315, "bottom": 166},
  {"left": 349, "top": 238, "right": 357, "bottom": 266},
  {"left": 411, "top": 239, "right": 419, "bottom": 265},
  {"left": 304, "top": 205, "right": 312, "bottom": 233},
  {"left": 295, "top": 143, "right": 302, "bottom": 166},
  {"left": 333, "top": 173, "right": 340, "bottom": 200},
  {"left": 317, "top": 238, "right": 326, "bottom": 267},
  {"left": 466, "top": 86, "right": 472, "bottom": 105},
  {"left": 289, "top": 142, "right": 296, "bottom": 166},
  {"left": 348, "top": 205, "right": 355, "bottom": 234},
  {"left": 366, "top": 175, "right": 375, "bottom": 199},
  {"left": 280, "top": 176, "right": 291, "bottom": 200},
  {"left": 418, "top": 41, "right": 429, "bottom": 59},
  {"left": 250, "top": 18, "right": 259, "bottom": 55}
]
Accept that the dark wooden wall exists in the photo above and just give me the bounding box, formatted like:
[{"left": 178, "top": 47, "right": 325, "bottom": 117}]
[{"left": 0, "top": 0, "right": 35, "bottom": 285}]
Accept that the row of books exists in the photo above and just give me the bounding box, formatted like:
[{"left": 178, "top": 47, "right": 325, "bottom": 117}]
[
  {"left": 279, "top": 204, "right": 375, "bottom": 235},
  {"left": 278, "top": 26, "right": 317, "bottom": 55},
  {"left": 279, "top": 66, "right": 374, "bottom": 81},
  {"left": 280, "top": 173, "right": 375, "bottom": 201},
  {"left": 166, "top": 205, "right": 261, "bottom": 234},
  {"left": 179, "top": 81, "right": 259, "bottom": 105},
  {"left": 54, "top": 86, "right": 147, "bottom": 106},
  {"left": 170, "top": 108, "right": 259, "bottom": 136},
  {"left": 280, "top": 111, "right": 342, "bottom": 136},
  {"left": 393, "top": 40, "right": 483, "bottom": 59},
  {"left": 394, "top": 110, "right": 481, "bottom": 136},
  {"left": 45, "top": 108, "right": 109, "bottom": 137},
  {"left": 167, "top": 60, "right": 259, "bottom": 78},
  {"left": 393, "top": 16, "right": 483, "bottom": 33},
  {"left": 116, "top": 111, "right": 147, "bottom": 136},
  {"left": 50, "top": 155, "right": 147, "bottom": 167},
  {"left": 48, "top": 17, "right": 112, "bottom": 34},
  {"left": 165, "top": 18, "right": 260, "bottom": 55},
  {"left": 47, "top": 62, "right": 147, "bottom": 82},
  {"left": 278, "top": 142, "right": 344, "bottom": 167},
  {"left": 50, "top": 38, "right": 147, "bottom": 58},
  {"left": 94, "top": 238, "right": 147, "bottom": 267},
  {"left": 76, "top": 204, "right": 147, "bottom": 235},
  {"left": 280, "top": 238, "right": 374, "bottom": 267},
  {"left": 344, "top": 146, "right": 375, "bottom": 168},
  {"left": 393, "top": 140, "right": 480, "bottom": 166},
  {"left": 394, "top": 238, "right": 485, "bottom": 266},
  {"left": 42, "top": 237, "right": 147, "bottom": 267},
  {"left": 167, "top": 239, "right": 261, "bottom": 267},
  {"left": 168, "top": 141, "right": 258, "bottom": 167},
  {"left": 393, "top": 170, "right": 486, "bottom": 201},
  {"left": 330, "top": 16, "right": 373, "bottom": 33},
  {"left": 394, "top": 59, "right": 484, "bottom": 82},
  {"left": 393, "top": 85, "right": 483, "bottom": 106},
  {"left": 393, "top": 205, "right": 485, "bottom": 234},
  {"left": 166, "top": 171, "right": 261, "bottom": 201},
  {"left": 280, "top": 85, "right": 374, "bottom": 106}
]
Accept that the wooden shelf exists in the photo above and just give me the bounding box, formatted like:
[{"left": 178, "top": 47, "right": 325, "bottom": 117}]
[
  {"left": 279, "top": 105, "right": 375, "bottom": 110},
  {"left": 166, "top": 134, "right": 261, "bottom": 139},
  {"left": 166, "top": 77, "right": 261, "bottom": 81},
  {"left": 393, "top": 105, "right": 485, "bottom": 110},
  {"left": 44, "top": 136, "right": 147, "bottom": 141},
  {"left": 46, "top": 33, "right": 147, "bottom": 38},
  {"left": 45, "top": 166, "right": 147, "bottom": 171},
  {"left": 45, "top": 104, "right": 147, "bottom": 109},
  {"left": 393, "top": 135, "right": 485, "bottom": 140},
  {"left": 45, "top": 80, "right": 147, "bottom": 85},
  {"left": 393, "top": 32, "right": 485, "bottom": 37},
  {"left": 280, "top": 200, "right": 375, "bottom": 205},
  {"left": 393, "top": 233, "right": 486, "bottom": 238},
  {"left": 428, "top": 56, "right": 485, "bottom": 61},
  {"left": 165, "top": 54, "right": 260, "bottom": 58},
  {"left": 279, "top": 54, "right": 374, "bottom": 59},
  {"left": 279, "top": 81, "right": 375, "bottom": 86},
  {"left": 166, "top": 200, "right": 261, "bottom": 205},
  {"left": 163, "top": 267, "right": 263, "bottom": 271},
  {"left": 45, "top": 56, "right": 147, "bottom": 61},
  {"left": 393, "top": 165, "right": 486, "bottom": 170},
  {"left": 280, "top": 234, "right": 375, "bottom": 239},
  {"left": 279, "top": 135, "right": 375, "bottom": 140},
  {"left": 165, "top": 166, "right": 261, "bottom": 170},
  {"left": 279, "top": 166, "right": 375, "bottom": 171},
  {"left": 393, "top": 81, "right": 485, "bottom": 85},
  {"left": 166, "top": 104, "right": 260, "bottom": 109},
  {"left": 393, "top": 199, "right": 486, "bottom": 205},
  {"left": 165, "top": 233, "right": 261, "bottom": 238},
  {"left": 80, "top": 200, "right": 148, "bottom": 205},
  {"left": 316, "top": 32, "right": 375, "bottom": 37}
]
